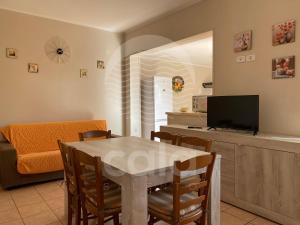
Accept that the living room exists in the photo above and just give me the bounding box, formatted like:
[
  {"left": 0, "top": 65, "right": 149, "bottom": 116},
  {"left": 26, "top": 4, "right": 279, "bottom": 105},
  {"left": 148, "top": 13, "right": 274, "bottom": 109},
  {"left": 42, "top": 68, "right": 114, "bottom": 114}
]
[{"left": 0, "top": 0, "right": 299, "bottom": 225}]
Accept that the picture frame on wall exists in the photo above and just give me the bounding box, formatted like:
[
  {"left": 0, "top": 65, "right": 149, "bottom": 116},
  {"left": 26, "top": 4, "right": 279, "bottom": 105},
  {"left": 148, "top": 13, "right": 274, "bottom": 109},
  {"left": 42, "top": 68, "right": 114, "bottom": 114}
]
[
  {"left": 28, "top": 63, "right": 39, "bottom": 73},
  {"left": 272, "top": 56, "right": 295, "bottom": 79},
  {"left": 80, "top": 69, "right": 88, "bottom": 78},
  {"left": 6, "top": 48, "right": 18, "bottom": 59},
  {"left": 97, "top": 60, "right": 105, "bottom": 69},
  {"left": 233, "top": 30, "right": 252, "bottom": 52},
  {"left": 272, "top": 19, "right": 296, "bottom": 46}
]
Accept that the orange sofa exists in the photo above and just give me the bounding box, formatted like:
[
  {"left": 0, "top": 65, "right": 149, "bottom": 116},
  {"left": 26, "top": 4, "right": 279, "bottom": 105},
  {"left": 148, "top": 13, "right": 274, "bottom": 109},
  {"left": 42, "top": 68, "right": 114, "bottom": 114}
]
[{"left": 0, "top": 120, "right": 107, "bottom": 188}]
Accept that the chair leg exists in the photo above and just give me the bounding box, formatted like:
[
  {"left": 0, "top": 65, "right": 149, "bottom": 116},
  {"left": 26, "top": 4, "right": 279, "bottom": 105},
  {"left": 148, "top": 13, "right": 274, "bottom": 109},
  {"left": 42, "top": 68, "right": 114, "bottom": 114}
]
[
  {"left": 113, "top": 214, "right": 120, "bottom": 225},
  {"left": 148, "top": 214, "right": 155, "bottom": 225},
  {"left": 75, "top": 198, "right": 81, "bottom": 225},
  {"left": 67, "top": 194, "right": 73, "bottom": 225},
  {"left": 82, "top": 205, "right": 89, "bottom": 225},
  {"left": 97, "top": 212, "right": 104, "bottom": 225}
]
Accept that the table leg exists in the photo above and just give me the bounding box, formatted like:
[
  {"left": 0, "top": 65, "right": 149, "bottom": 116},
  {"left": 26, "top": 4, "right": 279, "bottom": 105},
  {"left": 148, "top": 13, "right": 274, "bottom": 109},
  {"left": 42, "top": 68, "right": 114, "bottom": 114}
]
[
  {"left": 208, "top": 157, "right": 221, "bottom": 225},
  {"left": 122, "top": 175, "right": 148, "bottom": 225}
]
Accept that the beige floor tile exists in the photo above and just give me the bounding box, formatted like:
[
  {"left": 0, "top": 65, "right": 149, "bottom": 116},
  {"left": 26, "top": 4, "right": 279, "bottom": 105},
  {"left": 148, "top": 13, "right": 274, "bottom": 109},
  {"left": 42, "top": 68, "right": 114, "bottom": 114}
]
[
  {"left": 0, "top": 191, "right": 12, "bottom": 203},
  {"left": 0, "top": 220, "right": 24, "bottom": 225},
  {"left": 12, "top": 193, "right": 44, "bottom": 208},
  {"left": 221, "top": 201, "right": 233, "bottom": 212},
  {"left": 23, "top": 211, "right": 58, "bottom": 225},
  {"left": 225, "top": 206, "right": 257, "bottom": 223},
  {"left": 47, "top": 222, "right": 63, "bottom": 225},
  {"left": 0, "top": 199, "right": 17, "bottom": 212},
  {"left": 221, "top": 212, "right": 246, "bottom": 225},
  {"left": 250, "top": 216, "right": 280, "bottom": 225},
  {"left": 51, "top": 207, "right": 66, "bottom": 222},
  {"left": 0, "top": 208, "right": 21, "bottom": 224},
  {"left": 18, "top": 202, "right": 51, "bottom": 218},
  {"left": 10, "top": 187, "right": 38, "bottom": 199},
  {"left": 40, "top": 189, "right": 64, "bottom": 201},
  {"left": 46, "top": 197, "right": 65, "bottom": 210}
]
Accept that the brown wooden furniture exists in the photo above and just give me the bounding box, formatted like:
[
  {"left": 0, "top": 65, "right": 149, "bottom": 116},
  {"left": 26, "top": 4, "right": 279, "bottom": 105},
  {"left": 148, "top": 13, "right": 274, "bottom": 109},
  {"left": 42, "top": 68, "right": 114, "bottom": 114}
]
[
  {"left": 148, "top": 153, "right": 216, "bottom": 225},
  {"left": 79, "top": 130, "right": 112, "bottom": 141},
  {"left": 73, "top": 148, "right": 121, "bottom": 225},
  {"left": 178, "top": 136, "right": 212, "bottom": 152},
  {"left": 58, "top": 140, "right": 81, "bottom": 225},
  {"left": 151, "top": 131, "right": 177, "bottom": 145}
]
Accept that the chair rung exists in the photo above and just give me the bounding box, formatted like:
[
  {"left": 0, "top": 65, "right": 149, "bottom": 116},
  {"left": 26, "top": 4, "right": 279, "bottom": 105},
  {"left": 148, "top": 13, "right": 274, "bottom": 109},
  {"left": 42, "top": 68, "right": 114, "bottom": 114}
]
[{"left": 180, "top": 181, "right": 208, "bottom": 194}]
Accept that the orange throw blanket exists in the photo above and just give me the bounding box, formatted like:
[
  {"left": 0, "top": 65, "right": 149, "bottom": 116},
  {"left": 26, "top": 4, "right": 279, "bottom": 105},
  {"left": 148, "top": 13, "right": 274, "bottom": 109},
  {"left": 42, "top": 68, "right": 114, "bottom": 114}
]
[{"left": 1, "top": 120, "right": 107, "bottom": 174}]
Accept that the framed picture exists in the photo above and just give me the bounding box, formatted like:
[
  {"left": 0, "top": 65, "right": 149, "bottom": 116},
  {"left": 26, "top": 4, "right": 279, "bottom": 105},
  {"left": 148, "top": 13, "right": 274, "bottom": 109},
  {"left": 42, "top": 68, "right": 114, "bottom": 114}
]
[
  {"left": 28, "top": 63, "right": 39, "bottom": 73},
  {"left": 272, "top": 56, "right": 295, "bottom": 79},
  {"left": 272, "top": 19, "right": 296, "bottom": 46},
  {"left": 234, "top": 30, "right": 252, "bottom": 52},
  {"left": 97, "top": 60, "right": 105, "bottom": 69},
  {"left": 6, "top": 48, "right": 18, "bottom": 59},
  {"left": 80, "top": 69, "right": 88, "bottom": 78}
]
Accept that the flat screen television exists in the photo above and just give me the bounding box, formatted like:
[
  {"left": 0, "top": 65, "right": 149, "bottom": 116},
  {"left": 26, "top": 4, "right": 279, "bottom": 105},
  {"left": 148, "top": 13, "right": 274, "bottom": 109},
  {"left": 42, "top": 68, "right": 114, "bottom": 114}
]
[{"left": 207, "top": 95, "right": 259, "bottom": 135}]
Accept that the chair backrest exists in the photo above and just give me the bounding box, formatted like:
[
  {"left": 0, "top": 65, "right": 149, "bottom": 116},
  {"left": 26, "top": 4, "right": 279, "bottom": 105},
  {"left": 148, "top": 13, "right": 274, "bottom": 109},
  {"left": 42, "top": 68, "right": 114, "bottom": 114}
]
[
  {"left": 150, "top": 131, "right": 177, "bottom": 145},
  {"left": 73, "top": 149, "right": 104, "bottom": 212},
  {"left": 178, "top": 136, "right": 212, "bottom": 152},
  {"left": 57, "top": 140, "right": 77, "bottom": 194},
  {"left": 172, "top": 153, "right": 216, "bottom": 223},
  {"left": 79, "top": 130, "right": 112, "bottom": 141}
]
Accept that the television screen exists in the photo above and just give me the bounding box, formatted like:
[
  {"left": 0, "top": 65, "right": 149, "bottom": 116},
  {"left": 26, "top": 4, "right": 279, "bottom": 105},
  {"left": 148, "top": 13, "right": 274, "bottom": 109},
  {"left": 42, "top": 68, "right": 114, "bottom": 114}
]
[{"left": 207, "top": 95, "right": 259, "bottom": 134}]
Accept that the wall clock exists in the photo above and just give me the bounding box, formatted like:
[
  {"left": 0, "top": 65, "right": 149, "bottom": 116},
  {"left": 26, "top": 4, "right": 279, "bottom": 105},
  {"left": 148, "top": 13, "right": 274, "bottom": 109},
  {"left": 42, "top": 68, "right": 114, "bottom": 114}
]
[{"left": 45, "top": 36, "right": 71, "bottom": 64}]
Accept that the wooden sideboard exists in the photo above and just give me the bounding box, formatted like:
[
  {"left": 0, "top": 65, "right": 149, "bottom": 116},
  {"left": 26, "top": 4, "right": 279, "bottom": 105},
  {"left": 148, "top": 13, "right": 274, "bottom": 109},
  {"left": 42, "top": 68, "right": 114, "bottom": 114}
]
[
  {"left": 166, "top": 112, "right": 207, "bottom": 127},
  {"left": 161, "top": 125, "right": 300, "bottom": 225}
]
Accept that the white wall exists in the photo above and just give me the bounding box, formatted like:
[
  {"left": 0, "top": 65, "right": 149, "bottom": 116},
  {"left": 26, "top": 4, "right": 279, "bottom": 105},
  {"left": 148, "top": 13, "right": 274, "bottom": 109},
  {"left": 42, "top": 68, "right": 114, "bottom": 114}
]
[
  {"left": 0, "top": 9, "right": 123, "bottom": 134},
  {"left": 125, "top": 0, "right": 300, "bottom": 136}
]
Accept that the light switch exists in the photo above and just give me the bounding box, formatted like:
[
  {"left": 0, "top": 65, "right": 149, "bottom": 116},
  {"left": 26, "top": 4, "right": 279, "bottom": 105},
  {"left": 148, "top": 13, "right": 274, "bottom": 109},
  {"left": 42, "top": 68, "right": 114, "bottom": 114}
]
[
  {"left": 246, "top": 54, "right": 256, "bottom": 62},
  {"left": 236, "top": 56, "right": 246, "bottom": 63}
]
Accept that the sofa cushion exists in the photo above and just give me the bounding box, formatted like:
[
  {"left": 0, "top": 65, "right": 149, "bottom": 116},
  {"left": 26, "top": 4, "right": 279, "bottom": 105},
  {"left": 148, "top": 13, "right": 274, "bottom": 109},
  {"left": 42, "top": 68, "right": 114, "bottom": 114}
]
[
  {"left": 1, "top": 120, "right": 107, "bottom": 155},
  {"left": 18, "top": 150, "right": 63, "bottom": 174},
  {"left": 0, "top": 120, "right": 107, "bottom": 174}
]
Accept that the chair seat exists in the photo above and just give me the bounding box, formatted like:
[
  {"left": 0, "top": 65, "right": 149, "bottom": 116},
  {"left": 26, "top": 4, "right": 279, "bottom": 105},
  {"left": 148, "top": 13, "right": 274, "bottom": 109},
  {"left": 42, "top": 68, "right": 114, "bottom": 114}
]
[
  {"left": 148, "top": 190, "right": 202, "bottom": 219},
  {"left": 85, "top": 186, "right": 121, "bottom": 213}
]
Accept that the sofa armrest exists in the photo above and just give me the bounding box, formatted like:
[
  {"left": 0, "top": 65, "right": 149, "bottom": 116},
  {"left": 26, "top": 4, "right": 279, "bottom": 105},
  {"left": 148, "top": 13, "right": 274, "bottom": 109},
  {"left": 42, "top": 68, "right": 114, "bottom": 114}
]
[{"left": 0, "top": 143, "right": 18, "bottom": 185}]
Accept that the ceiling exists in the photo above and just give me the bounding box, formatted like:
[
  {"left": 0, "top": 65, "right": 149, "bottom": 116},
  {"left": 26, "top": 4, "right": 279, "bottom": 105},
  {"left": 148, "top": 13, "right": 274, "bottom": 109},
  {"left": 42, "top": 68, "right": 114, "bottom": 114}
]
[
  {"left": 0, "top": 0, "right": 203, "bottom": 32},
  {"left": 141, "top": 35, "right": 213, "bottom": 67}
]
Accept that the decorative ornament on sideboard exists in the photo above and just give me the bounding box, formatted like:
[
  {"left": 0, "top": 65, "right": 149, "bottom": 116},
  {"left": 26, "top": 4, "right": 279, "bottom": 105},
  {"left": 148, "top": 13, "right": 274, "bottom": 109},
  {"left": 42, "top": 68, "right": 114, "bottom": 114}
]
[{"left": 44, "top": 36, "right": 71, "bottom": 64}]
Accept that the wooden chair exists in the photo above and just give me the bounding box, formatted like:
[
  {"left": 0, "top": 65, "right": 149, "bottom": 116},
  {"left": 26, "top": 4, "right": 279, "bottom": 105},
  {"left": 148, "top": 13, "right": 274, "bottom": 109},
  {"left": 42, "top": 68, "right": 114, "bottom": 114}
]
[
  {"left": 178, "top": 136, "right": 212, "bottom": 152},
  {"left": 151, "top": 131, "right": 177, "bottom": 145},
  {"left": 148, "top": 153, "right": 216, "bottom": 225},
  {"left": 79, "top": 130, "right": 112, "bottom": 141},
  {"left": 58, "top": 140, "right": 82, "bottom": 225},
  {"left": 73, "top": 149, "right": 121, "bottom": 225}
]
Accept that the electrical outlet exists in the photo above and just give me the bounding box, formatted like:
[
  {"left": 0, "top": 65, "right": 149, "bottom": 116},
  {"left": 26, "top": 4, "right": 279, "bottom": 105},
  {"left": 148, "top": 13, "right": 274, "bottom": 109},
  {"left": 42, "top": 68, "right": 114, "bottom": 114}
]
[
  {"left": 246, "top": 54, "right": 256, "bottom": 62},
  {"left": 236, "top": 56, "right": 246, "bottom": 63}
]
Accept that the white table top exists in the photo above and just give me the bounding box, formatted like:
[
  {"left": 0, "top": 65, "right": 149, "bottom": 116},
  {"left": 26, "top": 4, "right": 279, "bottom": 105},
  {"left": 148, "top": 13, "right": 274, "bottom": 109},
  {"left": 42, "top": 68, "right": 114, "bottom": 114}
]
[{"left": 67, "top": 136, "right": 209, "bottom": 176}]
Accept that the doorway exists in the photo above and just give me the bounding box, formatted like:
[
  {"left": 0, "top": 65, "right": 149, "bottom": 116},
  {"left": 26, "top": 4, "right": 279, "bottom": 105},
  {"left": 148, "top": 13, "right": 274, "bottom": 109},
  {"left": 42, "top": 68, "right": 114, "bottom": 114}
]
[{"left": 128, "top": 31, "right": 213, "bottom": 137}]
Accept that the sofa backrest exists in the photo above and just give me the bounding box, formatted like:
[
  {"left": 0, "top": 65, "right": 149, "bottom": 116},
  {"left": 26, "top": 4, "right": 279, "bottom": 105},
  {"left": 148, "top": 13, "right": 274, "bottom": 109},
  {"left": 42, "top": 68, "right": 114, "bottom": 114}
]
[{"left": 1, "top": 120, "right": 107, "bottom": 155}]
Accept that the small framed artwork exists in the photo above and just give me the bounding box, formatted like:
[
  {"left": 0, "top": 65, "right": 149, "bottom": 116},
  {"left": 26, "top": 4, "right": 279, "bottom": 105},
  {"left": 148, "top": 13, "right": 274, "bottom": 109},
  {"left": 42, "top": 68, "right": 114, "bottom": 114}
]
[
  {"left": 80, "top": 69, "right": 88, "bottom": 78},
  {"left": 272, "top": 19, "right": 296, "bottom": 46},
  {"left": 6, "top": 48, "right": 18, "bottom": 59},
  {"left": 97, "top": 60, "right": 105, "bottom": 69},
  {"left": 272, "top": 56, "right": 295, "bottom": 79},
  {"left": 28, "top": 63, "right": 39, "bottom": 73},
  {"left": 234, "top": 30, "right": 252, "bottom": 52}
]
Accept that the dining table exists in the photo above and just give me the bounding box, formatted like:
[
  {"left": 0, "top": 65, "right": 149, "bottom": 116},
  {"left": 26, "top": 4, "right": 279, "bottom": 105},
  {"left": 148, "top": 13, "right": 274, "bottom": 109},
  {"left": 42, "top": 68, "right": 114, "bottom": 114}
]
[{"left": 65, "top": 136, "right": 221, "bottom": 225}]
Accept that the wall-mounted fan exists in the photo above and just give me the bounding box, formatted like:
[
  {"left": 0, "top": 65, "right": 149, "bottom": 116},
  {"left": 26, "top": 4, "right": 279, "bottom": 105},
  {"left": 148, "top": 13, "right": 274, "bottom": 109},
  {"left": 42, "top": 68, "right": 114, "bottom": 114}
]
[{"left": 45, "top": 36, "right": 71, "bottom": 64}]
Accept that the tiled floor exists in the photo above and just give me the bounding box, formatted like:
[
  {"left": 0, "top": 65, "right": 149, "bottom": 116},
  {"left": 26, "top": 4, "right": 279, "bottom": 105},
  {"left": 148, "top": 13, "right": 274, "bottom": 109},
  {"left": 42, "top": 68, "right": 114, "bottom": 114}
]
[{"left": 0, "top": 181, "right": 279, "bottom": 225}]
